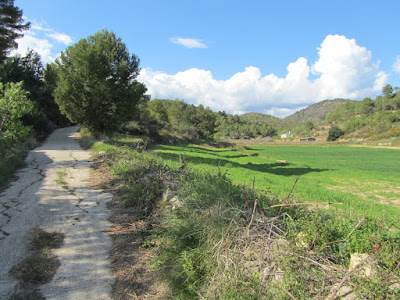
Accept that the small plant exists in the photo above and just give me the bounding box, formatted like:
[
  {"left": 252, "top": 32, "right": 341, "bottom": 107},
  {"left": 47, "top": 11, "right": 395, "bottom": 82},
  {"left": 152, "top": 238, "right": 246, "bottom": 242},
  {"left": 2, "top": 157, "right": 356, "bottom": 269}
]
[{"left": 55, "top": 168, "right": 67, "bottom": 189}]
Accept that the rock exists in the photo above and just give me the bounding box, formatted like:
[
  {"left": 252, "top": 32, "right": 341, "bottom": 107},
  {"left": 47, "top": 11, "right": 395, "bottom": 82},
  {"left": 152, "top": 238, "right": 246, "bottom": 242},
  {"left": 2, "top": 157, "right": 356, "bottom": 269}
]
[
  {"left": 389, "top": 282, "right": 400, "bottom": 291},
  {"left": 349, "top": 253, "right": 378, "bottom": 277},
  {"left": 296, "top": 232, "right": 308, "bottom": 248},
  {"left": 269, "top": 238, "right": 290, "bottom": 255},
  {"left": 161, "top": 188, "right": 182, "bottom": 210},
  {"left": 330, "top": 284, "right": 356, "bottom": 300},
  {"left": 169, "top": 196, "right": 182, "bottom": 210},
  {"left": 271, "top": 268, "right": 284, "bottom": 284}
]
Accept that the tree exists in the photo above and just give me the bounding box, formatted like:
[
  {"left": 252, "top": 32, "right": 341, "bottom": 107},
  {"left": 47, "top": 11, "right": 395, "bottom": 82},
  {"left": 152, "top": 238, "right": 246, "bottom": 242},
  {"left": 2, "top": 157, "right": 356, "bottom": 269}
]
[
  {"left": 0, "top": 0, "right": 31, "bottom": 63},
  {"left": 54, "top": 29, "right": 147, "bottom": 134},
  {"left": 359, "top": 97, "right": 374, "bottom": 115},
  {"left": 327, "top": 125, "right": 344, "bottom": 141},
  {"left": 382, "top": 84, "right": 394, "bottom": 99},
  {"left": 304, "top": 120, "right": 314, "bottom": 132},
  {"left": 1, "top": 50, "right": 69, "bottom": 136},
  {"left": 0, "top": 81, "right": 36, "bottom": 153}
]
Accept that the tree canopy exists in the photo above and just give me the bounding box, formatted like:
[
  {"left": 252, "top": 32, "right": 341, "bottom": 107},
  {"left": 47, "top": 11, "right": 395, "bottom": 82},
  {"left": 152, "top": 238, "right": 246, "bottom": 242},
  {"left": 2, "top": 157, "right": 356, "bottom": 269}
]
[
  {"left": 0, "top": 81, "right": 36, "bottom": 153},
  {"left": 0, "top": 0, "right": 30, "bottom": 63},
  {"left": 54, "top": 29, "right": 147, "bottom": 134}
]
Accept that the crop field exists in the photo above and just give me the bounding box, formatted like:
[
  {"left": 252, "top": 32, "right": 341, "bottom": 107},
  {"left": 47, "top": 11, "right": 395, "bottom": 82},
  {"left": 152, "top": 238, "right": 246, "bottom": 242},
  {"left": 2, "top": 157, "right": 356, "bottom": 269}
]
[{"left": 153, "top": 143, "right": 400, "bottom": 224}]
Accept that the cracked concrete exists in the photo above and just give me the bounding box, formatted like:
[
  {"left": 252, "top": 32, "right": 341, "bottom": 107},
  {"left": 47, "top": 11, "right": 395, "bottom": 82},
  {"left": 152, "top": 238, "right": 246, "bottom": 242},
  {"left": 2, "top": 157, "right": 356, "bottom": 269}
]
[{"left": 0, "top": 126, "right": 114, "bottom": 299}]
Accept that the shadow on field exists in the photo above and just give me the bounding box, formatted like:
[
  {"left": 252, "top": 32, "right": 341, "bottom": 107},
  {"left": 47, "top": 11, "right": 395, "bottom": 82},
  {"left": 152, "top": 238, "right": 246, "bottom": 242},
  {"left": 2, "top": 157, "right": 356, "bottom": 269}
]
[{"left": 157, "top": 151, "right": 328, "bottom": 177}]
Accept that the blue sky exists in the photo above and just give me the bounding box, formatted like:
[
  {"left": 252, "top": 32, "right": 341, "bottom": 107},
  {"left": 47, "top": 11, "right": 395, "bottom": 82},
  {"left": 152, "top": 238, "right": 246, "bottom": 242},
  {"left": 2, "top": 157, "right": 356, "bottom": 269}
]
[{"left": 15, "top": 0, "right": 400, "bottom": 118}]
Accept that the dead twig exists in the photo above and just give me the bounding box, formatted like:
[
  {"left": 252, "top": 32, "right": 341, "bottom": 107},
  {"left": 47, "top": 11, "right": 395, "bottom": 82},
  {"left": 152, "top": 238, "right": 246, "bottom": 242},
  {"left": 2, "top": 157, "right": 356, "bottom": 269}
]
[
  {"left": 370, "top": 261, "right": 400, "bottom": 298},
  {"left": 279, "top": 285, "right": 298, "bottom": 300},
  {"left": 328, "top": 260, "right": 366, "bottom": 300},
  {"left": 323, "top": 216, "right": 367, "bottom": 248},
  {"left": 248, "top": 198, "right": 258, "bottom": 230},
  {"left": 279, "top": 177, "right": 299, "bottom": 214},
  {"left": 242, "top": 186, "right": 251, "bottom": 213},
  {"left": 267, "top": 202, "right": 343, "bottom": 209},
  {"left": 299, "top": 256, "right": 336, "bottom": 272}
]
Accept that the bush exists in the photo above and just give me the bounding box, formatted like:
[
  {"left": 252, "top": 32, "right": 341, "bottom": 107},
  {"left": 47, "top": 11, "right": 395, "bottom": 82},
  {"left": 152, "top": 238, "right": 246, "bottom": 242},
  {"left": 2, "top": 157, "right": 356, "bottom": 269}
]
[{"left": 327, "top": 125, "right": 345, "bottom": 141}]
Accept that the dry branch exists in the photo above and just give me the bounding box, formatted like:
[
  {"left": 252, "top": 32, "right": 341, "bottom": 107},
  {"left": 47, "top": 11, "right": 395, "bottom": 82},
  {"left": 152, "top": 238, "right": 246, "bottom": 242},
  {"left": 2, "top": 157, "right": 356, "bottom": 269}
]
[
  {"left": 328, "top": 260, "right": 366, "bottom": 300},
  {"left": 279, "top": 177, "right": 299, "bottom": 214},
  {"left": 323, "top": 216, "right": 367, "bottom": 248},
  {"left": 248, "top": 198, "right": 258, "bottom": 230},
  {"left": 266, "top": 202, "right": 343, "bottom": 209},
  {"left": 299, "top": 256, "right": 335, "bottom": 272}
]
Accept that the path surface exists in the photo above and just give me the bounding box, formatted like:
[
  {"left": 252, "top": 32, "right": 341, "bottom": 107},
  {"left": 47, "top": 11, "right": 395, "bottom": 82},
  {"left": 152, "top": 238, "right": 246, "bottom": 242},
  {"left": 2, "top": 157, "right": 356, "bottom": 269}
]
[{"left": 0, "top": 126, "right": 114, "bottom": 299}]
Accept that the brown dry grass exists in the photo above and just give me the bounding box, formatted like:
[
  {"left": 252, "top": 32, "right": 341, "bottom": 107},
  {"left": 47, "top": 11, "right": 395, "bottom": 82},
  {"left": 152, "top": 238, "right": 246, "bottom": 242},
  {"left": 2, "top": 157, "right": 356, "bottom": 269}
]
[
  {"left": 89, "top": 155, "right": 171, "bottom": 300},
  {"left": 8, "top": 227, "right": 64, "bottom": 300}
]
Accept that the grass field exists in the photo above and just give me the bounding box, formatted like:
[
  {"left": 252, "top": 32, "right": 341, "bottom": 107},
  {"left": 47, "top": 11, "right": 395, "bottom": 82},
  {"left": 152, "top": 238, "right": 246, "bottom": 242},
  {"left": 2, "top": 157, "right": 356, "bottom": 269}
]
[
  {"left": 91, "top": 136, "right": 400, "bottom": 298},
  {"left": 153, "top": 143, "right": 400, "bottom": 224}
]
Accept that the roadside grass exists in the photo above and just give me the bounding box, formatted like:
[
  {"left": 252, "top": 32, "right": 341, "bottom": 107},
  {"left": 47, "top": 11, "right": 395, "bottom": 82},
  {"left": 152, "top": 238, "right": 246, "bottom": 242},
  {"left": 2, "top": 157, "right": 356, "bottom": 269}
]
[
  {"left": 0, "top": 154, "right": 25, "bottom": 189},
  {"left": 92, "top": 137, "right": 400, "bottom": 299},
  {"left": 9, "top": 227, "right": 64, "bottom": 299},
  {"left": 55, "top": 168, "right": 68, "bottom": 190}
]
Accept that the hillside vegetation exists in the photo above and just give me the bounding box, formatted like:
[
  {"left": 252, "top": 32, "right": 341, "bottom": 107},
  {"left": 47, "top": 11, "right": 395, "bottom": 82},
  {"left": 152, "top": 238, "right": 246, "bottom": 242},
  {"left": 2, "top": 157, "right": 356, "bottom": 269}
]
[
  {"left": 324, "top": 88, "right": 400, "bottom": 141},
  {"left": 284, "top": 99, "right": 351, "bottom": 127}
]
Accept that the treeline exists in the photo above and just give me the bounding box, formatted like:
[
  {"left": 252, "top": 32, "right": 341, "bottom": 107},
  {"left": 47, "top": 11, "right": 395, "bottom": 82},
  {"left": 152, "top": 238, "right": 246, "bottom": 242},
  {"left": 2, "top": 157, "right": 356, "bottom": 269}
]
[
  {"left": 0, "top": 50, "right": 68, "bottom": 183},
  {"left": 325, "top": 84, "right": 400, "bottom": 139},
  {"left": 0, "top": 50, "right": 68, "bottom": 155},
  {"left": 128, "top": 99, "right": 277, "bottom": 142},
  {"left": 0, "top": 2, "right": 68, "bottom": 171}
]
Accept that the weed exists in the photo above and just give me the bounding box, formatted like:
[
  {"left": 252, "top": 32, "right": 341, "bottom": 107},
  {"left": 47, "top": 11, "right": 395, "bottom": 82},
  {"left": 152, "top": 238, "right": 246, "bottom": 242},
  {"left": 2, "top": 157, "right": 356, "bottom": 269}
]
[
  {"left": 29, "top": 227, "right": 64, "bottom": 251},
  {"left": 0, "top": 154, "right": 25, "bottom": 188},
  {"left": 8, "top": 227, "right": 64, "bottom": 299},
  {"left": 9, "top": 251, "right": 60, "bottom": 284},
  {"left": 55, "top": 168, "right": 67, "bottom": 189}
]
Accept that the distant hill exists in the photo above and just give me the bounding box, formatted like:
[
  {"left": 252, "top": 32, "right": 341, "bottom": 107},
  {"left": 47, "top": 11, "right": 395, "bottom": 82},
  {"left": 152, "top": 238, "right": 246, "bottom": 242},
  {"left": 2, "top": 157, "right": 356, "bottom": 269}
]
[
  {"left": 282, "top": 99, "right": 353, "bottom": 127},
  {"left": 240, "top": 113, "right": 284, "bottom": 129},
  {"left": 241, "top": 99, "right": 353, "bottom": 130}
]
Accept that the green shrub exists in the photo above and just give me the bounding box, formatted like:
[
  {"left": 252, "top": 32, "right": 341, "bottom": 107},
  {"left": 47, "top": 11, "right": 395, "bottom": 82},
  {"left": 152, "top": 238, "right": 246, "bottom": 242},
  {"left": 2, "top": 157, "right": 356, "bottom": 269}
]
[
  {"left": 327, "top": 125, "right": 345, "bottom": 141},
  {"left": 0, "top": 154, "right": 25, "bottom": 187}
]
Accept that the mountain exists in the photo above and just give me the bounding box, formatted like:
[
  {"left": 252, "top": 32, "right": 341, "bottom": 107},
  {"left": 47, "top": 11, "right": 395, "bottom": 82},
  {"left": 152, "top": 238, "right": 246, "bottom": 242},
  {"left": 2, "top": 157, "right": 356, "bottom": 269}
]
[
  {"left": 240, "top": 113, "right": 284, "bottom": 129},
  {"left": 282, "top": 99, "right": 353, "bottom": 127},
  {"left": 241, "top": 99, "right": 353, "bottom": 130}
]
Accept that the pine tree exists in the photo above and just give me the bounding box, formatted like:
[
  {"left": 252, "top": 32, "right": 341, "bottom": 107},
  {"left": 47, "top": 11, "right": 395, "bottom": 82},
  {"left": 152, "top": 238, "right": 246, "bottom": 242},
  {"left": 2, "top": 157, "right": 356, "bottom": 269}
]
[{"left": 0, "top": 0, "right": 30, "bottom": 63}]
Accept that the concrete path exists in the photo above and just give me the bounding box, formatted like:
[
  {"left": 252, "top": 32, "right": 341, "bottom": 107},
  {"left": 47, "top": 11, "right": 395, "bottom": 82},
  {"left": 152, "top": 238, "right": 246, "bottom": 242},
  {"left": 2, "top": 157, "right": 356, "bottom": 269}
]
[{"left": 0, "top": 126, "right": 113, "bottom": 299}]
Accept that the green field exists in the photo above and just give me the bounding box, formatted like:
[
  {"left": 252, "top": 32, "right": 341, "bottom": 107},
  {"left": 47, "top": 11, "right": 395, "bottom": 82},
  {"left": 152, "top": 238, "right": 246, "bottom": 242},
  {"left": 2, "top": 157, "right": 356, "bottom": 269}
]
[{"left": 153, "top": 143, "right": 400, "bottom": 223}]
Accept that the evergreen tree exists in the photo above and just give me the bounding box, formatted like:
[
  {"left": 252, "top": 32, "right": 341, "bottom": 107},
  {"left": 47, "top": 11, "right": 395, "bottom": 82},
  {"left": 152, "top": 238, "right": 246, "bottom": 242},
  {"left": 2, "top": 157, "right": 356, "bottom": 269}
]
[
  {"left": 54, "top": 29, "right": 147, "bottom": 134},
  {"left": 0, "top": 0, "right": 30, "bottom": 63}
]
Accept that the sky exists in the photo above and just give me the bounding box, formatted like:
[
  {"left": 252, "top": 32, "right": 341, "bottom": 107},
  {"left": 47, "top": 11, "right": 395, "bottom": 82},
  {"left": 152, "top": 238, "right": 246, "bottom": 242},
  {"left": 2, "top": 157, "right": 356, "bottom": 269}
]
[{"left": 14, "top": 0, "right": 400, "bottom": 118}]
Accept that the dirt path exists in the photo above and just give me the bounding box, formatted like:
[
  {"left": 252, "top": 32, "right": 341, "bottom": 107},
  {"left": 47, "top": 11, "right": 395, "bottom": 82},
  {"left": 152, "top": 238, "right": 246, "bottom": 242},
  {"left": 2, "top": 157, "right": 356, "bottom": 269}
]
[{"left": 0, "top": 126, "right": 114, "bottom": 299}]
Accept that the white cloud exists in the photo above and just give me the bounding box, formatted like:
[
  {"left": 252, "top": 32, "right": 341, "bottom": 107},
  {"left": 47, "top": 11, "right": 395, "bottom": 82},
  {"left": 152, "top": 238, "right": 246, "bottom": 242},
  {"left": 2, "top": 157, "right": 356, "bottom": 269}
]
[
  {"left": 393, "top": 56, "right": 400, "bottom": 73},
  {"left": 14, "top": 33, "right": 56, "bottom": 63},
  {"left": 12, "top": 19, "right": 73, "bottom": 64},
  {"left": 312, "top": 35, "right": 382, "bottom": 100},
  {"left": 46, "top": 32, "right": 73, "bottom": 45},
  {"left": 138, "top": 34, "right": 387, "bottom": 117},
  {"left": 264, "top": 107, "right": 307, "bottom": 119},
  {"left": 170, "top": 37, "right": 208, "bottom": 48}
]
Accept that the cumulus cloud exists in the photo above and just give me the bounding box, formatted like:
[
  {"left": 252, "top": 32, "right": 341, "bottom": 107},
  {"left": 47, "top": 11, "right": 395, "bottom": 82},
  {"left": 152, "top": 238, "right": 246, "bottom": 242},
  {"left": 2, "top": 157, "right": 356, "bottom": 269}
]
[
  {"left": 170, "top": 37, "right": 208, "bottom": 48},
  {"left": 45, "top": 32, "right": 73, "bottom": 45},
  {"left": 13, "top": 19, "right": 73, "bottom": 64},
  {"left": 138, "top": 35, "right": 387, "bottom": 118},
  {"left": 393, "top": 56, "right": 400, "bottom": 73}
]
